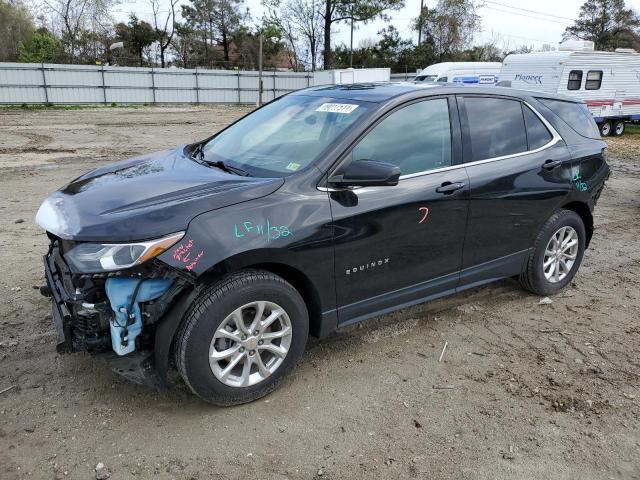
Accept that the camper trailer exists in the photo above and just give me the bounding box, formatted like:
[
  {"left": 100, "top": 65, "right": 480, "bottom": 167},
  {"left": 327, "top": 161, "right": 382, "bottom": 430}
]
[
  {"left": 501, "top": 41, "right": 640, "bottom": 136},
  {"left": 414, "top": 62, "right": 501, "bottom": 85}
]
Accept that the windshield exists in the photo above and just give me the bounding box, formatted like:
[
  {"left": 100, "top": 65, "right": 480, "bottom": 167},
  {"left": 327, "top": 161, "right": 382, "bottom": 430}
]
[
  {"left": 415, "top": 75, "right": 438, "bottom": 82},
  {"left": 200, "top": 95, "right": 370, "bottom": 176}
]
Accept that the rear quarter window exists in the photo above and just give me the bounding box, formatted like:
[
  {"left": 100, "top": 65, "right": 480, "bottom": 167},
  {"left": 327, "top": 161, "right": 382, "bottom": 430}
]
[
  {"left": 523, "top": 105, "right": 553, "bottom": 150},
  {"left": 536, "top": 98, "right": 601, "bottom": 139}
]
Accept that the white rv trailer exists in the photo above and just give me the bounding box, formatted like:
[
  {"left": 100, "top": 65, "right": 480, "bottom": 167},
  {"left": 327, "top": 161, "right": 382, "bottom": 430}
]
[
  {"left": 414, "top": 62, "right": 501, "bottom": 85},
  {"left": 501, "top": 41, "right": 640, "bottom": 136}
]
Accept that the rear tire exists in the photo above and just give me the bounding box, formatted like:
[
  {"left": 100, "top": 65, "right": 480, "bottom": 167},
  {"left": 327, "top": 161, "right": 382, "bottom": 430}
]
[
  {"left": 175, "top": 270, "right": 309, "bottom": 406},
  {"left": 613, "top": 120, "right": 625, "bottom": 136},
  {"left": 599, "top": 121, "right": 612, "bottom": 137},
  {"left": 520, "top": 210, "right": 586, "bottom": 296}
]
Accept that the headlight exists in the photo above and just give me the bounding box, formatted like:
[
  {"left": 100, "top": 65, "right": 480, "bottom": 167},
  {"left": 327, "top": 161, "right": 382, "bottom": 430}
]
[{"left": 64, "top": 232, "right": 185, "bottom": 273}]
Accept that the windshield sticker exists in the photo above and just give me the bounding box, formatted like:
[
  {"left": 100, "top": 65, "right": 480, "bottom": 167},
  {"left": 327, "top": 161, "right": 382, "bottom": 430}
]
[
  {"left": 315, "top": 103, "right": 359, "bottom": 114},
  {"left": 286, "top": 162, "right": 301, "bottom": 171},
  {"left": 234, "top": 219, "right": 292, "bottom": 241}
]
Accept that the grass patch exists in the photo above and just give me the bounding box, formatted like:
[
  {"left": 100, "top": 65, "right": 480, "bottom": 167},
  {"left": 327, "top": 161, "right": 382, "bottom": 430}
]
[{"left": 0, "top": 103, "right": 150, "bottom": 111}]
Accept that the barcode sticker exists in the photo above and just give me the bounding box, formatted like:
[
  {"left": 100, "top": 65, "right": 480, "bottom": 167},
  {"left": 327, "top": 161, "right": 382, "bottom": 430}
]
[{"left": 315, "top": 103, "right": 359, "bottom": 114}]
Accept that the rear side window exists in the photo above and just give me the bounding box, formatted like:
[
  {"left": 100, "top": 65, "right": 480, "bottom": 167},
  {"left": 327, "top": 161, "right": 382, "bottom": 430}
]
[
  {"left": 537, "top": 98, "right": 601, "bottom": 139},
  {"left": 523, "top": 105, "right": 553, "bottom": 150},
  {"left": 464, "top": 97, "right": 528, "bottom": 161},
  {"left": 567, "top": 70, "right": 582, "bottom": 90},
  {"left": 585, "top": 70, "right": 602, "bottom": 90},
  {"left": 352, "top": 99, "right": 451, "bottom": 175}
]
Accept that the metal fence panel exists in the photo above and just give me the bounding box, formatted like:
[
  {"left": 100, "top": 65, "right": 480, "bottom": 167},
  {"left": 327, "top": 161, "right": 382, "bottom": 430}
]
[{"left": 0, "top": 63, "right": 313, "bottom": 105}]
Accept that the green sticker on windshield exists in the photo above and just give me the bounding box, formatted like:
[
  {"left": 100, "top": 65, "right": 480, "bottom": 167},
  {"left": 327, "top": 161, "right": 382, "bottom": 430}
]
[{"left": 286, "top": 162, "right": 301, "bottom": 171}]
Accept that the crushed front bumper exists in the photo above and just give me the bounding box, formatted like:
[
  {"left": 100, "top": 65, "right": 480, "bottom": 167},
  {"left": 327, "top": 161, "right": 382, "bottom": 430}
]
[
  {"left": 43, "top": 251, "right": 76, "bottom": 353},
  {"left": 42, "top": 238, "right": 190, "bottom": 390}
]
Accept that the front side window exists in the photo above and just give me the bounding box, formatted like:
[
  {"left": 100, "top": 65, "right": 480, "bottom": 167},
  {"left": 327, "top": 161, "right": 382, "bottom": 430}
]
[
  {"left": 567, "top": 70, "right": 583, "bottom": 90},
  {"left": 437, "top": 76, "right": 449, "bottom": 82},
  {"left": 201, "top": 95, "right": 370, "bottom": 176},
  {"left": 523, "top": 105, "right": 553, "bottom": 150},
  {"left": 464, "top": 97, "right": 528, "bottom": 161},
  {"left": 352, "top": 99, "right": 452, "bottom": 176},
  {"left": 585, "top": 70, "right": 603, "bottom": 90}
]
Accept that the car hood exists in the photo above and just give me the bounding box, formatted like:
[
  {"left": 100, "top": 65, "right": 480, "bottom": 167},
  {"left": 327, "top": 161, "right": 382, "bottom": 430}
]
[{"left": 35, "top": 147, "right": 284, "bottom": 242}]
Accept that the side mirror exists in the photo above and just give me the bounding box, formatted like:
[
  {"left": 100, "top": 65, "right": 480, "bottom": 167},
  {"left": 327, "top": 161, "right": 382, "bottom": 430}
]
[{"left": 329, "top": 160, "right": 400, "bottom": 187}]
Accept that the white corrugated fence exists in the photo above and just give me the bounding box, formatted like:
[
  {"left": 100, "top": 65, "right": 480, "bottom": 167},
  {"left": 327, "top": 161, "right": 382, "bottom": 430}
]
[{"left": 0, "top": 63, "right": 314, "bottom": 105}]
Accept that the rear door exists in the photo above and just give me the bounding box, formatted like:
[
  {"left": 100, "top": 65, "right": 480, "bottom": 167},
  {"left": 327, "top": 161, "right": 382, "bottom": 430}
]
[
  {"left": 328, "top": 96, "right": 469, "bottom": 324},
  {"left": 458, "top": 95, "right": 573, "bottom": 286}
]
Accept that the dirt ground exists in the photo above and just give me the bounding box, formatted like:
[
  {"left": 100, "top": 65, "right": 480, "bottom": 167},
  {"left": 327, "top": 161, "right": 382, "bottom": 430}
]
[{"left": 0, "top": 105, "right": 639, "bottom": 480}]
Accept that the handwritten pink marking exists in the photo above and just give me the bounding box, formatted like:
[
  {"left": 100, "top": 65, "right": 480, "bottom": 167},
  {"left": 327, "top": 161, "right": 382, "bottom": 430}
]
[
  {"left": 172, "top": 239, "right": 205, "bottom": 271},
  {"left": 418, "top": 207, "right": 429, "bottom": 224}
]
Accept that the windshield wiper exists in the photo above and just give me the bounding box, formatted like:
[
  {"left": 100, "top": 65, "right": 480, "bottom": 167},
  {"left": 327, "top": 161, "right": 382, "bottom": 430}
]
[
  {"left": 206, "top": 160, "right": 251, "bottom": 177},
  {"left": 189, "top": 143, "right": 250, "bottom": 176}
]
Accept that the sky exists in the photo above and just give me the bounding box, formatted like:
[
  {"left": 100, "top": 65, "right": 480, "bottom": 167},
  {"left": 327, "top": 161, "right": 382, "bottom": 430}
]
[{"left": 112, "top": 0, "right": 640, "bottom": 51}]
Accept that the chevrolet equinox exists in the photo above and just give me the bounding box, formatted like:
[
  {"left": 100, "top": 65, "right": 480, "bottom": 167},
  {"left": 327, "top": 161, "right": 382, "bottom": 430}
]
[{"left": 37, "top": 83, "right": 609, "bottom": 405}]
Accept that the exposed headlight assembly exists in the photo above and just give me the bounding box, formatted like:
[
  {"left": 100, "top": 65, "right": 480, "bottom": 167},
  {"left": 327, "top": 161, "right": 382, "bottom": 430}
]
[{"left": 64, "top": 232, "right": 185, "bottom": 273}]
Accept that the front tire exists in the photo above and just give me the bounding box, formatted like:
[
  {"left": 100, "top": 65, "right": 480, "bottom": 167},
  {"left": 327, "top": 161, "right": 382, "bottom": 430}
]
[
  {"left": 175, "top": 270, "right": 309, "bottom": 406},
  {"left": 520, "top": 210, "right": 586, "bottom": 296}
]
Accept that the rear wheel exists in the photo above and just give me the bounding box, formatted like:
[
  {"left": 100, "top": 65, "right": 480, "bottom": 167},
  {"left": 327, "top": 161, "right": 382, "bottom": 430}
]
[
  {"left": 613, "top": 120, "right": 625, "bottom": 136},
  {"left": 175, "top": 270, "right": 309, "bottom": 405},
  {"left": 599, "top": 121, "right": 612, "bottom": 137},
  {"left": 520, "top": 210, "right": 586, "bottom": 296}
]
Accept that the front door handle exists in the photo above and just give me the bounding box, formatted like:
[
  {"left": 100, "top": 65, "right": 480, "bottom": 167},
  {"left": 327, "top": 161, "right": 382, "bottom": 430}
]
[
  {"left": 436, "top": 181, "right": 465, "bottom": 194},
  {"left": 542, "top": 159, "right": 562, "bottom": 170}
]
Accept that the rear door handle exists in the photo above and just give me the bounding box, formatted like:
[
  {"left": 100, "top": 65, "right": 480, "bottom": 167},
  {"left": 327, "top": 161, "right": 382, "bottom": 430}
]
[
  {"left": 542, "top": 159, "right": 562, "bottom": 170},
  {"left": 436, "top": 181, "right": 465, "bottom": 194}
]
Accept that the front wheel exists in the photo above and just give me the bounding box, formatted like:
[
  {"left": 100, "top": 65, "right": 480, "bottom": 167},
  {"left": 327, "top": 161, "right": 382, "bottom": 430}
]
[
  {"left": 520, "top": 210, "right": 586, "bottom": 296},
  {"left": 175, "top": 270, "right": 309, "bottom": 405}
]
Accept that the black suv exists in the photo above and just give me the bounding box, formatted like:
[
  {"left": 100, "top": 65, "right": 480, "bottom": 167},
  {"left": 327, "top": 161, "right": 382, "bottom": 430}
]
[{"left": 37, "top": 83, "right": 609, "bottom": 405}]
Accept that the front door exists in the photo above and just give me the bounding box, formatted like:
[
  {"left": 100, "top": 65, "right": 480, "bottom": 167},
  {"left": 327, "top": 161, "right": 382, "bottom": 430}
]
[{"left": 328, "top": 97, "right": 469, "bottom": 325}]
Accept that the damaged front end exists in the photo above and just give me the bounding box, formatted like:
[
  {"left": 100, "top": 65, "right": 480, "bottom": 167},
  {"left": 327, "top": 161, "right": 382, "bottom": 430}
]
[{"left": 42, "top": 234, "right": 191, "bottom": 389}]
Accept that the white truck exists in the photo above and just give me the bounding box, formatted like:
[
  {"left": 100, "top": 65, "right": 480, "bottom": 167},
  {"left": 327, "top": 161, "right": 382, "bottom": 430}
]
[
  {"left": 414, "top": 62, "right": 501, "bottom": 85},
  {"left": 312, "top": 68, "right": 390, "bottom": 86},
  {"left": 500, "top": 40, "right": 640, "bottom": 136}
]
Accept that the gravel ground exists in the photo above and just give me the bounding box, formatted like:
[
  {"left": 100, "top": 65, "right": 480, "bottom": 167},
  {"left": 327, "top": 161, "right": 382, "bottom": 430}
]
[{"left": 0, "top": 105, "right": 639, "bottom": 480}]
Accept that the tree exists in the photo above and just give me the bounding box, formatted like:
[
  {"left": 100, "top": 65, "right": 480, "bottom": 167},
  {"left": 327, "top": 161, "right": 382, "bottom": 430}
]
[
  {"left": 0, "top": 0, "right": 35, "bottom": 62},
  {"left": 417, "top": 0, "right": 481, "bottom": 61},
  {"left": 150, "top": 0, "right": 178, "bottom": 67},
  {"left": 114, "top": 14, "right": 155, "bottom": 66},
  {"left": 264, "top": 0, "right": 324, "bottom": 71},
  {"left": 44, "top": 0, "right": 90, "bottom": 62},
  {"left": 564, "top": 0, "right": 640, "bottom": 51},
  {"left": 18, "top": 28, "right": 63, "bottom": 63},
  {"left": 322, "top": 0, "right": 404, "bottom": 69},
  {"left": 171, "top": 22, "right": 202, "bottom": 68},
  {"left": 181, "top": 0, "right": 248, "bottom": 67}
]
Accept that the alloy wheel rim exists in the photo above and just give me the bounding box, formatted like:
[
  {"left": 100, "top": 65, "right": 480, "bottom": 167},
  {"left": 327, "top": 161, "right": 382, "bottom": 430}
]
[
  {"left": 543, "top": 226, "right": 579, "bottom": 283},
  {"left": 209, "top": 301, "right": 292, "bottom": 387}
]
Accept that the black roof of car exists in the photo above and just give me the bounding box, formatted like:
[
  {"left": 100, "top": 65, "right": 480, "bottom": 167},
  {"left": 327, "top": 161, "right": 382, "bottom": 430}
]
[{"left": 291, "top": 82, "right": 580, "bottom": 104}]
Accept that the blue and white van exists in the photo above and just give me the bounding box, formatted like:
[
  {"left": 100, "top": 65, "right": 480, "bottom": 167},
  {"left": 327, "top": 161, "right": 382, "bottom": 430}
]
[{"left": 414, "top": 62, "right": 501, "bottom": 85}]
